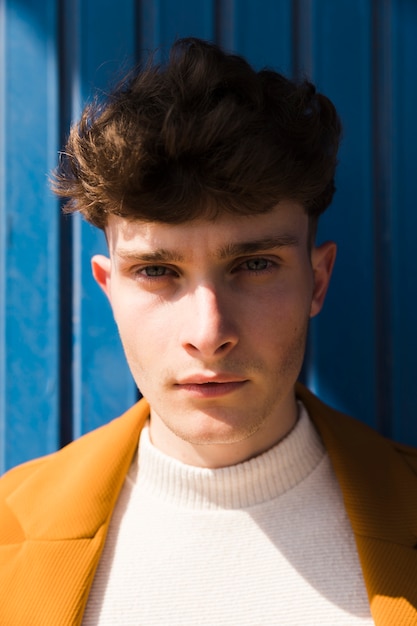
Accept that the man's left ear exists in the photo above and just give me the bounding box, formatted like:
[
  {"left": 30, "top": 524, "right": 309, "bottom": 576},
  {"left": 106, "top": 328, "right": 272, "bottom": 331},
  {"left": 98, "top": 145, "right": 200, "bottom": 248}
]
[{"left": 310, "top": 241, "right": 337, "bottom": 318}]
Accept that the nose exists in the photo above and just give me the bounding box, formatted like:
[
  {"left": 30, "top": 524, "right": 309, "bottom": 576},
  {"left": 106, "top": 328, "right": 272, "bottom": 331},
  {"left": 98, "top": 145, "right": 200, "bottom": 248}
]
[{"left": 181, "top": 285, "right": 239, "bottom": 360}]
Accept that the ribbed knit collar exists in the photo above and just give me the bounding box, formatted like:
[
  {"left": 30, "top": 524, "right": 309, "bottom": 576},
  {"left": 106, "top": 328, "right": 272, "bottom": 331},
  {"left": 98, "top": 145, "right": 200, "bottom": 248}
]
[{"left": 133, "top": 403, "right": 325, "bottom": 510}]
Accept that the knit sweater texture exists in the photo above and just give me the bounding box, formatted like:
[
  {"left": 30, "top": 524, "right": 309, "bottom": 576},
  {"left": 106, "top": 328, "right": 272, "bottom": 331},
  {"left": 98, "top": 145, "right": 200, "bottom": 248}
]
[{"left": 83, "top": 405, "right": 374, "bottom": 625}]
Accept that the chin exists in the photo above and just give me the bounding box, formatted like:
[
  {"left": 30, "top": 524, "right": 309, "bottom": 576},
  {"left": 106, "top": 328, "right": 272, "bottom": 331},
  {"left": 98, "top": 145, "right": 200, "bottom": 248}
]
[{"left": 171, "top": 413, "right": 261, "bottom": 447}]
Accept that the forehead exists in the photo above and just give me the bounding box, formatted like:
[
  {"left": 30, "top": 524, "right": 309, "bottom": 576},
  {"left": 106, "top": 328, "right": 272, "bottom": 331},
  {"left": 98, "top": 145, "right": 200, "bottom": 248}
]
[{"left": 105, "top": 201, "right": 309, "bottom": 256}]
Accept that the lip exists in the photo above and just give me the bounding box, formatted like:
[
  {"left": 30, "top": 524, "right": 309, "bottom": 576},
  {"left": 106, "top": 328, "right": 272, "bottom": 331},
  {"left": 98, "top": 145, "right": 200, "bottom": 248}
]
[
  {"left": 174, "top": 374, "right": 249, "bottom": 398},
  {"left": 176, "top": 373, "right": 248, "bottom": 385}
]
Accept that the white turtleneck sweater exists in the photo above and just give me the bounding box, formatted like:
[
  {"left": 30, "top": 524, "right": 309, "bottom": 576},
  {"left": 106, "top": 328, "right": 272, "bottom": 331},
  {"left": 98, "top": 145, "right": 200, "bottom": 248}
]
[{"left": 83, "top": 405, "right": 374, "bottom": 625}]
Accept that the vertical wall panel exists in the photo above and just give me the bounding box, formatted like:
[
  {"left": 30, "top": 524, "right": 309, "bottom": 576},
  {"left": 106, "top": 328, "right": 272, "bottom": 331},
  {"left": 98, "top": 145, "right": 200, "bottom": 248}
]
[
  {"left": 158, "top": 0, "right": 215, "bottom": 45},
  {"left": 69, "top": 0, "right": 138, "bottom": 438},
  {"left": 1, "top": 0, "right": 417, "bottom": 472},
  {"left": 0, "top": 0, "right": 5, "bottom": 473},
  {"left": 306, "top": 0, "right": 377, "bottom": 429},
  {"left": 0, "top": 0, "right": 60, "bottom": 472},
  {"left": 391, "top": 0, "right": 417, "bottom": 444},
  {"left": 138, "top": 0, "right": 215, "bottom": 56},
  {"left": 373, "top": 0, "right": 396, "bottom": 438},
  {"left": 217, "top": 0, "right": 293, "bottom": 73}
]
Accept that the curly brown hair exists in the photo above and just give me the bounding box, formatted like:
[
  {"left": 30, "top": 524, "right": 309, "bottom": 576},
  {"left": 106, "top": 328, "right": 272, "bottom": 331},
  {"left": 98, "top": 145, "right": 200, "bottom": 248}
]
[{"left": 52, "top": 37, "right": 342, "bottom": 231}]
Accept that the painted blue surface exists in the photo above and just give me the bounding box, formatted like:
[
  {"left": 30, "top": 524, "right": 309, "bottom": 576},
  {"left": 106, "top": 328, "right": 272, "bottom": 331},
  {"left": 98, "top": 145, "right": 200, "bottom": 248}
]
[
  {"left": 1, "top": 0, "right": 417, "bottom": 473},
  {"left": 390, "top": 0, "right": 417, "bottom": 443},
  {"left": 1, "top": 0, "right": 60, "bottom": 471},
  {"left": 70, "top": 0, "right": 138, "bottom": 439},
  {"left": 307, "top": 0, "right": 377, "bottom": 428}
]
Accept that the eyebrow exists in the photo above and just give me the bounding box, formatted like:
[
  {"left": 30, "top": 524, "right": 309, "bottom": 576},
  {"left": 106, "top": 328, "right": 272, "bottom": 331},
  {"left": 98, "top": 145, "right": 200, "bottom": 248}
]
[
  {"left": 115, "top": 235, "right": 300, "bottom": 264},
  {"left": 217, "top": 235, "right": 300, "bottom": 259},
  {"left": 116, "top": 248, "right": 185, "bottom": 263}
]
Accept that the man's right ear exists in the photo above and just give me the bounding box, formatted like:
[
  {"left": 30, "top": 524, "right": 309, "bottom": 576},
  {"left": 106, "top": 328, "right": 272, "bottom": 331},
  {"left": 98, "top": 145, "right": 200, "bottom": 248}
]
[{"left": 91, "top": 255, "right": 112, "bottom": 299}]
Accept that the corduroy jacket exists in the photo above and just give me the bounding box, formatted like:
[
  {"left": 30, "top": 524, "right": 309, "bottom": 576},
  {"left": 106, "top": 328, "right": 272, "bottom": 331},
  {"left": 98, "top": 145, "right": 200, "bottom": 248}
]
[{"left": 1, "top": 384, "right": 417, "bottom": 625}]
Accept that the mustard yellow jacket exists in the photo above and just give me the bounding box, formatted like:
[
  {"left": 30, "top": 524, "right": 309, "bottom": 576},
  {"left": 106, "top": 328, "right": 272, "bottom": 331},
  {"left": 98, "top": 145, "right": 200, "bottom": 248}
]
[{"left": 1, "top": 384, "right": 417, "bottom": 625}]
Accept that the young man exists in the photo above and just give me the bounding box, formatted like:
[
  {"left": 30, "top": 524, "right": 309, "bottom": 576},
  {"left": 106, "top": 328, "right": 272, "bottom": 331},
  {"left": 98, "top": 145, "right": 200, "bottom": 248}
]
[{"left": 1, "top": 38, "right": 417, "bottom": 625}]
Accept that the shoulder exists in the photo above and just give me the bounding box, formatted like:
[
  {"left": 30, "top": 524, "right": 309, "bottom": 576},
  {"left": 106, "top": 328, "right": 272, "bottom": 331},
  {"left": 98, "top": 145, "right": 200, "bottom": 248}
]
[
  {"left": 1, "top": 398, "right": 150, "bottom": 479},
  {"left": 0, "top": 455, "right": 50, "bottom": 498},
  {"left": 392, "top": 441, "right": 417, "bottom": 473},
  {"left": 296, "top": 382, "right": 417, "bottom": 476},
  {"left": 0, "top": 398, "right": 150, "bottom": 542}
]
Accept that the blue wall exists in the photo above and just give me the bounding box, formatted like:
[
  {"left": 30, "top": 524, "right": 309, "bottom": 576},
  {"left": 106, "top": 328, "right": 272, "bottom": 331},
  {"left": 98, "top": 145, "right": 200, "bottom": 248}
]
[{"left": 1, "top": 0, "right": 416, "bottom": 473}]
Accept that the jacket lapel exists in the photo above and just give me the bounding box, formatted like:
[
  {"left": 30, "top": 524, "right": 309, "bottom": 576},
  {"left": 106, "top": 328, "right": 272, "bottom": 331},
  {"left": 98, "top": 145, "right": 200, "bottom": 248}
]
[{"left": 297, "top": 383, "right": 417, "bottom": 625}]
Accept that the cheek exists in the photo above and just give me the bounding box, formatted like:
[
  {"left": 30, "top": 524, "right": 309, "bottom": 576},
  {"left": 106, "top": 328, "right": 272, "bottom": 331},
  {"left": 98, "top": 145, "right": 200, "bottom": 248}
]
[
  {"left": 112, "top": 294, "right": 173, "bottom": 361},
  {"left": 253, "top": 299, "right": 311, "bottom": 367},
  {"left": 252, "top": 284, "right": 312, "bottom": 332}
]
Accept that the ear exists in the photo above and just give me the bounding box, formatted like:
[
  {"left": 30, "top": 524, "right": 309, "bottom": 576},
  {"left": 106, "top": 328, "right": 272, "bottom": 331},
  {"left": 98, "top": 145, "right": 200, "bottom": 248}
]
[
  {"left": 91, "top": 254, "right": 112, "bottom": 300},
  {"left": 310, "top": 241, "right": 337, "bottom": 318}
]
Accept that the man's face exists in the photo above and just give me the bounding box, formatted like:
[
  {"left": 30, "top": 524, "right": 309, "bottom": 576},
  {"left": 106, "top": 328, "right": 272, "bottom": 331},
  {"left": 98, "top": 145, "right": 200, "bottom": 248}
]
[{"left": 93, "top": 201, "right": 336, "bottom": 467}]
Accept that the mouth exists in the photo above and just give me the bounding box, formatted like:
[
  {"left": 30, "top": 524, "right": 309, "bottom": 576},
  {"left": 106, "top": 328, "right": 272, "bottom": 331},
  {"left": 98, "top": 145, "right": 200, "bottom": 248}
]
[{"left": 174, "top": 375, "right": 249, "bottom": 398}]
